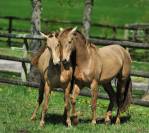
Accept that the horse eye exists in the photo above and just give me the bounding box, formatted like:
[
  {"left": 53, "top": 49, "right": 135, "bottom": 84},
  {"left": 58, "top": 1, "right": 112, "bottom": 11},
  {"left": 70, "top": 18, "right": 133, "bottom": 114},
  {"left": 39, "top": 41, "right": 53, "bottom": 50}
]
[{"left": 56, "top": 44, "right": 60, "bottom": 48}]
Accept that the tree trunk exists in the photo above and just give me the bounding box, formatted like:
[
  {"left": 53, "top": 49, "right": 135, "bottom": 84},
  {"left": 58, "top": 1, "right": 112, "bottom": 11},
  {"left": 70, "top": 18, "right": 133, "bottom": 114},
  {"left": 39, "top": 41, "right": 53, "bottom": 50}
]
[
  {"left": 82, "top": 0, "right": 94, "bottom": 39},
  {"left": 29, "top": 0, "right": 42, "bottom": 82}
]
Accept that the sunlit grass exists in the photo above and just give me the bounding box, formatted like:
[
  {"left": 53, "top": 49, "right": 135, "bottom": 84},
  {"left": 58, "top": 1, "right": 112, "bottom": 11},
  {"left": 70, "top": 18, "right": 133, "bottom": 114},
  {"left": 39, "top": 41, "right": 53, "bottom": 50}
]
[{"left": 0, "top": 84, "right": 149, "bottom": 133}]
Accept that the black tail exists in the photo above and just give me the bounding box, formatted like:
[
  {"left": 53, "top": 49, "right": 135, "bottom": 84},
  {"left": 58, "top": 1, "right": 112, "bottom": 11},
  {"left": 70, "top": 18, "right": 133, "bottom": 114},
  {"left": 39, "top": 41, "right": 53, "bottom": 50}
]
[{"left": 119, "top": 76, "right": 132, "bottom": 112}]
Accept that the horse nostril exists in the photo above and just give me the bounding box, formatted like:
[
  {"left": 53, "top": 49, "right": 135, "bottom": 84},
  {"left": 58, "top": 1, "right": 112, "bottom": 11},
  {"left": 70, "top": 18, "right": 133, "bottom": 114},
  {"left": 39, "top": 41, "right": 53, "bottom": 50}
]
[
  {"left": 62, "top": 59, "right": 67, "bottom": 65},
  {"left": 55, "top": 63, "right": 60, "bottom": 68}
]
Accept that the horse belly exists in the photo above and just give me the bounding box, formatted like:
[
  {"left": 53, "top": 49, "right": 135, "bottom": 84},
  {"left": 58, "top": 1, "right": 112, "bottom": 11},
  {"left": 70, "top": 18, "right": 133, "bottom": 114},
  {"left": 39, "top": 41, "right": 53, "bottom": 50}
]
[{"left": 100, "top": 61, "right": 122, "bottom": 82}]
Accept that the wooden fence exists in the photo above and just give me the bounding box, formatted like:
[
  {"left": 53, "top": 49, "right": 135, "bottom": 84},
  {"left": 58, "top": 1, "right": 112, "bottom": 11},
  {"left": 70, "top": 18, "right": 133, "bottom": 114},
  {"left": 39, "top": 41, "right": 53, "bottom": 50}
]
[
  {"left": 0, "top": 33, "right": 149, "bottom": 106},
  {"left": 0, "top": 33, "right": 149, "bottom": 77},
  {"left": 0, "top": 16, "right": 149, "bottom": 47}
]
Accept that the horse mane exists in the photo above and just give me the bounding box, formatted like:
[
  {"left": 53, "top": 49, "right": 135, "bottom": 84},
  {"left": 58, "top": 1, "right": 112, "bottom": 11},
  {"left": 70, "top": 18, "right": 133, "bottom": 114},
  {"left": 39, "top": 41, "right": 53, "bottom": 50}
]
[
  {"left": 75, "top": 29, "right": 97, "bottom": 50},
  {"left": 31, "top": 41, "right": 47, "bottom": 65},
  {"left": 59, "top": 28, "right": 87, "bottom": 46}
]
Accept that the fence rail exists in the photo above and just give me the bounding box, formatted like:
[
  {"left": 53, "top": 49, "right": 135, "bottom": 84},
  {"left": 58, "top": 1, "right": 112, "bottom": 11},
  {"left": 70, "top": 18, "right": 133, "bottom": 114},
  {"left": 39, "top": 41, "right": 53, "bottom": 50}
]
[
  {"left": 1, "top": 33, "right": 149, "bottom": 49},
  {"left": 0, "top": 77, "right": 148, "bottom": 107},
  {"left": 0, "top": 22, "right": 149, "bottom": 106},
  {"left": 0, "top": 16, "right": 149, "bottom": 47},
  {"left": 0, "top": 54, "right": 149, "bottom": 78},
  {"left": 90, "top": 38, "right": 149, "bottom": 49},
  {"left": 0, "top": 16, "right": 149, "bottom": 30}
]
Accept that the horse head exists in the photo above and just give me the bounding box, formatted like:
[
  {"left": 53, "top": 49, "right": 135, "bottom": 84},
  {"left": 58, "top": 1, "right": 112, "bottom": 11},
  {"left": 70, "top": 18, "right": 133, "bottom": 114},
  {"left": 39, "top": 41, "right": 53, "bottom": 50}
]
[
  {"left": 58, "top": 27, "right": 77, "bottom": 65},
  {"left": 40, "top": 32, "right": 61, "bottom": 66}
]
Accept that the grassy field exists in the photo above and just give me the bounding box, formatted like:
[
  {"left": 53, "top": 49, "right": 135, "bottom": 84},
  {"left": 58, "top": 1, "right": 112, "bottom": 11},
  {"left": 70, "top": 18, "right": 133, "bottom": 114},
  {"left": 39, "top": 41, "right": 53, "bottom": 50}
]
[
  {"left": 0, "top": 0, "right": 149, "bottom": 61},
  {"left": 0, "top": 83, "right": 149, "bottom": 133},
  {"left": 0, "top": 1, "right": 149, "bottom": 132},
  {"left": 0, "top": 0, "right": 149, "bottom": 33},
  {"left": 0, "top": 0, "right": 149, "bottom": 23}
]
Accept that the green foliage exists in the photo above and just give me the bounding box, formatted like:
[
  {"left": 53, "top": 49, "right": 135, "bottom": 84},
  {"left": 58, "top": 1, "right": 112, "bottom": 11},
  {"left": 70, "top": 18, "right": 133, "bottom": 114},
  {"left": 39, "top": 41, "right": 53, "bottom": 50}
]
[
  {"left": 0, "top": 0, "right": 149, "bottom": 32},
  {"left": 0, "top": 84, "right": 149, "bottom": 133}
]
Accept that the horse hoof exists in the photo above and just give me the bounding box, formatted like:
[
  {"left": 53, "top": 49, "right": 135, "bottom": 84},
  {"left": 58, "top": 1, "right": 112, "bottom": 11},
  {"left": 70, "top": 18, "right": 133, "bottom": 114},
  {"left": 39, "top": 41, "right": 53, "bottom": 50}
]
[
  {"left": 72, "top": 116, "right": 79, "bottom": 126},
  {"left": 30, "top": 116, "right": 35, "bottom": 121},
  {"left": 40, "top": 121, "right": 45, "bottom": 127},
  {"left": 91, "top": 120, "right": 96, "bottom": 125},
  {"left": 67, "top": 123, "right": 72, "bottom": 128},
  {"left": 66, "top": 119, "right": 72, "bottom": 127},
  {"left": 115, "top": 118, "right": 120, "bottom": 124},
  {"left": 104, "top": 119, "right": 111, "bottom": 125}
]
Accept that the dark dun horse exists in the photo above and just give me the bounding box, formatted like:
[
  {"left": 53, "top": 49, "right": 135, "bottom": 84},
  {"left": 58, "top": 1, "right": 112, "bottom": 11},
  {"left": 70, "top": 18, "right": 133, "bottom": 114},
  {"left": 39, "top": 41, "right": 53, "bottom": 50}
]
[
  {"left": 58, "top": 27, "right": 132, "bottom": 125},
  {"left": 31, "top": 32, "right": 73, "bottom": 127}
]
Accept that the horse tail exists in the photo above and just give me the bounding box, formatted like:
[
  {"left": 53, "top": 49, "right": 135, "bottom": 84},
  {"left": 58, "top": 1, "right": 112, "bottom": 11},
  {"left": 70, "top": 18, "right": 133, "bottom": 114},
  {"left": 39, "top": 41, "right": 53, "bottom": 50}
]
[{"left": 119, "top": 75, "right": 132, "bottom": 112}]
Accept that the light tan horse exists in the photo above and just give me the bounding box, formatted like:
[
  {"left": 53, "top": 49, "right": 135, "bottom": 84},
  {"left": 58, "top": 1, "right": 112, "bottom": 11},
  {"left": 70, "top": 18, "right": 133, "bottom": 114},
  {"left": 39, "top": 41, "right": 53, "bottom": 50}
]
[
  {"left": 30, "top": 32, "right": 73, "bottom": 127},
  {"left": 58, "top": 28, "right": 132, "bottom": 125}
]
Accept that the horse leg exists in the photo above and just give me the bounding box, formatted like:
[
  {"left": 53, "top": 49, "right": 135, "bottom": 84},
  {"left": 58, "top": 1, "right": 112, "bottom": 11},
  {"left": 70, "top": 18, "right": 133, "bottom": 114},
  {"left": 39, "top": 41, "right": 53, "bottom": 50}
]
[
  {"left": 31, "top": 79, "right": 44, "bottom": 121},
  {"left": 115, "top": 78, "right": 126, "bottom": 124},
  {"left": 103, "top": 82, "right": 116, "bottom": 124},
  {"left": 40, "top": 81, "right": 51, "bottom": 127},
  {"left": 90, "top": 79, "right": 98, "bottom": 124},
  {"left": 63, "top": 82, "right": 72, "bottom": 127},
  {"left": 71, "top": 83, "right": 80, "bottom": 125}
]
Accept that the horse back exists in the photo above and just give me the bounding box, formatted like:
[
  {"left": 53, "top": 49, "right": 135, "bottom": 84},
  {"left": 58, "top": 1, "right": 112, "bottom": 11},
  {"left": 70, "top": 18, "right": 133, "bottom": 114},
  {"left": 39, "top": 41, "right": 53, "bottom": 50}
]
[{"left": 98, "top": 45, "right": 131, "bottom": 82}]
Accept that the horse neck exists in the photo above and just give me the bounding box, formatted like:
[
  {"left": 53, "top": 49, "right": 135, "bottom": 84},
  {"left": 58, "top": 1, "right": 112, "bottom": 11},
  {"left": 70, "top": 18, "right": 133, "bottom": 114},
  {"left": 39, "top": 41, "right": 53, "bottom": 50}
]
[
  {"left": 73, "top": 36, "right": 90, "bottom": 66},
  {"left": 38, "top": 48, "right": 52, "bottom": 71}
]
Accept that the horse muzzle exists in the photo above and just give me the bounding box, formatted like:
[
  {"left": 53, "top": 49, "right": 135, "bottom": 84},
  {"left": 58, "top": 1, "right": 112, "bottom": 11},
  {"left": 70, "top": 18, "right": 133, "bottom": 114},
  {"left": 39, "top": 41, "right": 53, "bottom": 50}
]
[
  {"left": 62, "top": 59, "right": 69, "bottom": 65},
  {"left": 62, "top": 59, "right": 70, "bottom": 69}
]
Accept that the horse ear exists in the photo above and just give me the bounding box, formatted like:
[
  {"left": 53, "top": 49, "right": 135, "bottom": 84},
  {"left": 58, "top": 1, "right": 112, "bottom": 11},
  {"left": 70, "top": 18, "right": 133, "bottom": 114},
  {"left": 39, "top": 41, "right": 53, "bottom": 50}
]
[
  {"left": 70, "top": 26, "right": 77, "bottom": 35},
  {"left": 59, "top": 27, "right": 64, "bottom": 32},
  {"left": 40, "top": 32, "right": 48, "bottom": 39}
]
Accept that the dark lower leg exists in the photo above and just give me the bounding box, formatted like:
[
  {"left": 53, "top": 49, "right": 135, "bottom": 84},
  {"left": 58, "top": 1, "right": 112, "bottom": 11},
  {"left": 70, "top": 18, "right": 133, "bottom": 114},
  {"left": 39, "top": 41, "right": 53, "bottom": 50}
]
[
  {"left": 103, "top": 83, "right": 116, "bottom": 123},
  {"left": 116, "top": 79, "right": 126, "bottom": 124}
]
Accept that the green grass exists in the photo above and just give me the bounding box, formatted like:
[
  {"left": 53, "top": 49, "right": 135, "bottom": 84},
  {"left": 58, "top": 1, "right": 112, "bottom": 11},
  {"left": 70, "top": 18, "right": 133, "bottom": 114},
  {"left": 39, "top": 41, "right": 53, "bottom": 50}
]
[
  {"left": 0, "top": 47, "right": 24, "bottom": 57},
  {"left": 0, "top": 0, "right": 149, "bottom": 35},
  {"left": 132, "top": 61, "right": 149, "bottom": 72},
  {"left": 0, "top": 83, "right": 149, "bottom": 133},
  {"left": 0, "top": 0, "right": 148, "bottom": 24},
  {"left": 0, "top": 0, "right": 149, "bottom": 61}
]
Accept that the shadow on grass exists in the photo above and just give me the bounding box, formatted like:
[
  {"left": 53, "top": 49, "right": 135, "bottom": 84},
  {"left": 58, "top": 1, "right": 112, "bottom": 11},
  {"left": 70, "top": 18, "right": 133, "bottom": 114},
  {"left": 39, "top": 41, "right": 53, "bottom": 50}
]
[
  {"left": 80, "top": 115, "right": 131, "bottom": 125},
  {"left": 44, "top": 113, "right": 131, "bottom": 126},
  {"left": 45, "top": 113, "right": 65, "bottom": 125}
]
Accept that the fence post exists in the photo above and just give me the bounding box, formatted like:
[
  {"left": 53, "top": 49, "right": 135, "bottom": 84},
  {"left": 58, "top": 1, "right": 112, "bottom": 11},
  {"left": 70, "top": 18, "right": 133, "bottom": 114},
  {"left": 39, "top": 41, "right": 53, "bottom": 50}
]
[
  {"left": 21, "top": 39, "right": 30, "bottom": 82},
  {"left": 7, "top": 17, "right": 13, "bottom": 47},
  {"left": 124, "top": 24, "right": 129, "bottom": 40},
  {"left": 112, "top": 27, "right": 117, "bottom": 39},
  {"left": 29, "top": 0, "right": 42, "bottom": 82},
  {"left": 82, "top": 0, "right": 94, "bottom": 39}
]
